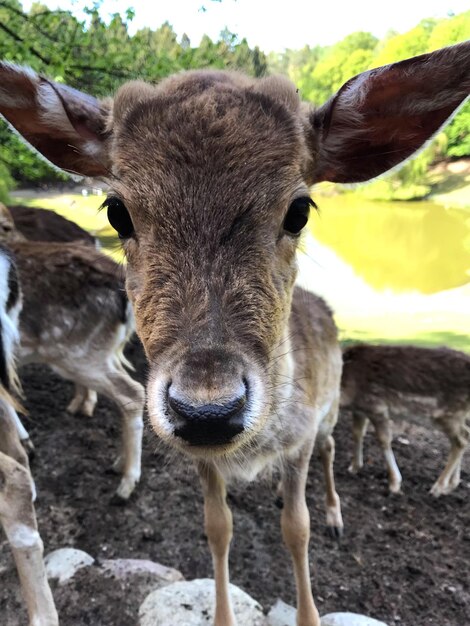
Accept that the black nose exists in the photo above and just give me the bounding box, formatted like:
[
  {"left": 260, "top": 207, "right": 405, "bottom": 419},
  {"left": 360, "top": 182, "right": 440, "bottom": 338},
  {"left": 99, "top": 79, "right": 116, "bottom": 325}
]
[{"left": 168, "top": 384, "right": 247, "bottom": 446}]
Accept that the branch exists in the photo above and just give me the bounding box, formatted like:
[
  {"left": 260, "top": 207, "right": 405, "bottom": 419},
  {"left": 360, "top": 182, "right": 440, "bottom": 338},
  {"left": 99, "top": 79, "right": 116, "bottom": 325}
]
[{"left": 0, "top": 21, "right": 51, "bottom": 65}]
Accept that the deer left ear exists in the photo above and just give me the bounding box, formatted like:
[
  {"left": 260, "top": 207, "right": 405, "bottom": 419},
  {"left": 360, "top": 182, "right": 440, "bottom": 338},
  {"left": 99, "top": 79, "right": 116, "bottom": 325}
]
[
  {"left": 306, "top": 41, "right": 470, "bottom": 184},
  {"left": 0, "top": 62, "right": 112, "bottom": 177}
]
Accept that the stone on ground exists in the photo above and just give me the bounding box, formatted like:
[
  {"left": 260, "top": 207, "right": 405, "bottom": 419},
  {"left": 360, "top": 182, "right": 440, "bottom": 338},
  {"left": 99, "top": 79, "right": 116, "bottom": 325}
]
[
  {"left": 267, "top": 602, "right": 388, "bottom": 626},
  {"left": 139, "top": 578, "right": 266, "bottom": 626},
  {"left": 100, "top": 558, "right": 183, "bottom": 584},
  {"left": 321, "top": 613, "right": 388, "bottom": 626},
  {"left": 267, "top": 599, "right": 296, "bottom": 625},
  {"left": 44, "top": 548, "right": 94, "bottom": 584}
]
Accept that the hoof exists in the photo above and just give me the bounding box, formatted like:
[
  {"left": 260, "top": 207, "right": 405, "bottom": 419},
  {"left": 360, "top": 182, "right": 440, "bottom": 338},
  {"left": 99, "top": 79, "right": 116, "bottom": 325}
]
[
  {"left": 348, "top": 463, "right": 361, "bottom": 474},
  {"left": 22, "top": 438, "right": 35, "bottom": 459},
  {"left": 327, "top": 525, "right": 344, "bottom": 541},
  {"left": 274, "top": 496, "right": 284, "bottom": 509},
  {"left": 430, "top": 481, "right": 456, "bottom": 497},
  {"left": 113, "top": 475, "right": 139, "bottom": 502},
  {"left": 389, "top": 483, "right": 402, "bottom": 495},
  {"left": 110, "top": 492, "right": 129, "bottom": 506}
]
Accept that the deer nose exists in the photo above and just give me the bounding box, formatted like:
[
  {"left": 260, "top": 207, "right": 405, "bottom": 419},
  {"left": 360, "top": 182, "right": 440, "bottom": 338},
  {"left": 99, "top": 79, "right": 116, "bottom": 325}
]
[{"left": 168, "top": 382, "right": 247, "bottom": 446}]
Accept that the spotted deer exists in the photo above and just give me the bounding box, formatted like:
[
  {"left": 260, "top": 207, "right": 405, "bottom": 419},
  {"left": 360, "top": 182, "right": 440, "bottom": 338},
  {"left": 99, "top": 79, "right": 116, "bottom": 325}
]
[
  {"left": 341, "top": 343, "right": 470, "bottom": 496},
  {"left": 0, "top": 203, "right": 144, "bottom": 501},
  {"left": 0, "top": 202, "right": 100, "bottom": 432},
  {"left": 0, "top": 245, "right": 58, "bottom": 626},
  {"left": 1, "top": 42, "right": 469, "bottom": 626}
]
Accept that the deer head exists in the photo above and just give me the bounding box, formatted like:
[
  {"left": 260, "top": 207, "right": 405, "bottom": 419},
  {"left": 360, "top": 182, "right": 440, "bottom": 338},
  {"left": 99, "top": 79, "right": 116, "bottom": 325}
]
[{"left": 1, "top": 43, "right": 468, "bottom": 458}]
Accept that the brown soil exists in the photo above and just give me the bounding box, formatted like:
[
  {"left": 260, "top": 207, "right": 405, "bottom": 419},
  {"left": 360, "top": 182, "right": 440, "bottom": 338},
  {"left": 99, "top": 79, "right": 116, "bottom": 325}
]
[{"left": 1, "top": 337, "right": 469, "bottom": 626}]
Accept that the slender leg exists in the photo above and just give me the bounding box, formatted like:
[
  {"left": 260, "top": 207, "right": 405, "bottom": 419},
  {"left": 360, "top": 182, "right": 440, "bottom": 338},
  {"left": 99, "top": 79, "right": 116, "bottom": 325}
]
[
  {"left": 9, "top": 405, "right": 35, "bottom": 455},
  {"left": 92, "top": 369, "right": 145, "bottom": 500},
  {"left": 431, "top": 421, "right": 469, "bottom": 496},
  {"left": 54, "top": 363, "right": 145, "bottom": 500},
  {"left": 197, "top": 462, "right": 235, "bottom": 626},
  {"left": 318, "top": 435, "right": 343, "bottom": 538},
  {"left": 374, "top": 420, "right": 402, "bottom": 493},
  {"left": 281, "top": 443, "right": 320, "bottom": 626},
  {"left": 67, "top": 384, "right": 97, "bottom": 417},
  {"left": 0, "top": 407, "right": 58, "bottom": 626},
  {"left": 348, "top": 412, "right": 368, "bottom": 474}
]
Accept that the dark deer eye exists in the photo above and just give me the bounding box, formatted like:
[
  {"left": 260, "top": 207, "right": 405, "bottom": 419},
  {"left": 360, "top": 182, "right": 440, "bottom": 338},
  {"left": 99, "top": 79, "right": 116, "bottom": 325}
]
[
  {"left": 103, "top": 197, "right": 134, "bottom": 239},
  {"left": 283, "top": 197, "right": 316, "bottom": 236}
]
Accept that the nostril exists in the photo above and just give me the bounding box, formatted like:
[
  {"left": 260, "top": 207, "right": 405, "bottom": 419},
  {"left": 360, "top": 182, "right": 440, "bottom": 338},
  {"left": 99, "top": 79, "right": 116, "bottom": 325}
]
[{"left": 167, "top": 386, "right": 247, "bottom": 422}]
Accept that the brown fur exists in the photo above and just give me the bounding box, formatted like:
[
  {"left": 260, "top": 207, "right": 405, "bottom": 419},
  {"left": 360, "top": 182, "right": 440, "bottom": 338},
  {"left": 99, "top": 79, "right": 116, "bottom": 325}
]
[
  {"left": 341, "top": 344, "right": 470, "bottom": 495},
  {"left": 9, "top": 204, "right": 97, "bottom": 246}
]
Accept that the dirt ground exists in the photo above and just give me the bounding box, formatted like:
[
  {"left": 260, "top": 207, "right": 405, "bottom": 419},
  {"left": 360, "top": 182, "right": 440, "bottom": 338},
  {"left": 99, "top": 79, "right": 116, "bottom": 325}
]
[{"left": 1, "top": 336, "right": 469, "bottom": 626}]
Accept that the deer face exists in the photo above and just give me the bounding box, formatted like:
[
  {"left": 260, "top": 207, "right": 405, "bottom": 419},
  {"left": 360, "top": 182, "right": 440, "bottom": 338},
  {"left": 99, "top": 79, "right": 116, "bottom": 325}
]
[{"left": 107, "top": 74, "right": 312, "bottom": 455}]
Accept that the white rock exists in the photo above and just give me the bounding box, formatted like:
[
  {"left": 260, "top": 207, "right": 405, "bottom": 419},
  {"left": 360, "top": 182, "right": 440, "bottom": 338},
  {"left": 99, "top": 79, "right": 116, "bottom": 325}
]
[
  {"left": 139, "top": 578, "right": 266, "bottom": 626},
  {"left": 45, "top": 548, "right": 94, "bottom": 584},
  {"left": 267, "top": 599, "right": 296, "bottom": 625},
  {"left": 101, "top": 558, "right": 183, "bottom": 583},
  {"left": 321, "top": 613, "right": 388, "bottom": 626}
]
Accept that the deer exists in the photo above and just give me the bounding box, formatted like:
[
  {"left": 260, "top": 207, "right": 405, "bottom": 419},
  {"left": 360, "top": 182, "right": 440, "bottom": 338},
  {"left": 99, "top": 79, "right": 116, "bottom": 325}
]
[
  {"left": 0, "top": 201, "right": 100, "bottom": 431},
  {"left": 341, "top": 343, "right": 470, "bottom": 496},
  {"left": 8, "top": 203, "right": 98, "bottom": 247},
  {"left": 0, "top": 244, "right": 59, "bottom": 626},
  {"left": 0, "top": 202, "right": 144, "bottom": 501},
  {"left": 1, "top": 42, "right": 469, "bottom": 626}
]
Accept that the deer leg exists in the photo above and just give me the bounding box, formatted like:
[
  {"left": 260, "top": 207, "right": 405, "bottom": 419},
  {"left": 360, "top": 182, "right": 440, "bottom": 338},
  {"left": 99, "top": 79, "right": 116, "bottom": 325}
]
[
  {"left": 67, "top": 384, "right": 97, "bottom": 417},
  {"left": 318, "top": 434, "right": 343, "bottom": 538},
  {"left": 54, "top": 362, "right": 144, "bottom": 500},
  {"left": 281, "top": 442, "right": 320, "bottom": 626},
  {"left": 9, "top": 405, "right": 35, "bottom": 456},
  {"left": 431, "top": 421, "right": 469, "bottom": 497},
  {"left": 0, "top": 408, "right": 58, "bottom": 626},
  {"left": 374, "top": 420, "right": 402, "bottom": 493},
  {"left": 197, "top": 462, "right": 235, "bottom": 626},
  {"left": 92, "top": 368, "right": 145, "bottom": 500},
  {"left": 348, "top": 412, "right": 368, "bottom": 474}
]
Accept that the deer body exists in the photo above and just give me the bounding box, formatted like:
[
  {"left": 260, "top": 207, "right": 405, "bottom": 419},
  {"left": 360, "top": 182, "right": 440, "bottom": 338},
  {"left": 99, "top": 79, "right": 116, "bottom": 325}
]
[
  {"left": 0, "top": 203, "right": 145, "bottom": 499},
  {"left": 341, "top": 344, "right": 470, "bottom": 496},
  {"left": 9, "top": 204, "right": 98, "bottom": 247},
  {"left": 1, "top": 41, "right": 469, "bottom": 625}
]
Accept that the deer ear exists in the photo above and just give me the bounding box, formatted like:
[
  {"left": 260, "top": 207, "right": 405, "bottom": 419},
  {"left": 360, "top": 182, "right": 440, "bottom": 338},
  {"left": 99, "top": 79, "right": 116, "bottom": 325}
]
[
  {"left": 0, "top": 63, "right": 112, "bottom": 177},
  {"left": 307, "top": 41, "right": 470, "bottom": 184}
]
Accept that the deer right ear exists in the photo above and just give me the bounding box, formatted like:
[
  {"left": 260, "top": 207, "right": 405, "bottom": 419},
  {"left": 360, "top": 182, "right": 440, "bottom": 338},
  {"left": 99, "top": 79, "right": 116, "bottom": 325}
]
[
  {"left": 307, "top": 41, "right": 470, "bottom": 184},
  {"left": 0, "top": 63, "right": 112, "bottom": 177}
]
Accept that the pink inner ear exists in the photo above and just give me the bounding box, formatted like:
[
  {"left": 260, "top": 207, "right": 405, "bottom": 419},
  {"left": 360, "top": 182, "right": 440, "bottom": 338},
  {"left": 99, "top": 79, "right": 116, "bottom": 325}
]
[
  {"left": 42, "top": 79, "right": 108, "bottom": 141},
  {"left": 311, "top": 42, "right": 470, "bottom": 184}
]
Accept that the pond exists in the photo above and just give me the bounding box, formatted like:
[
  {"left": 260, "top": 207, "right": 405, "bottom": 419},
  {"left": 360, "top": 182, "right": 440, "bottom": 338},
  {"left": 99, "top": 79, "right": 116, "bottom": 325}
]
[{"left": 299, "top": 195, "right": 470, "bottom": 352}]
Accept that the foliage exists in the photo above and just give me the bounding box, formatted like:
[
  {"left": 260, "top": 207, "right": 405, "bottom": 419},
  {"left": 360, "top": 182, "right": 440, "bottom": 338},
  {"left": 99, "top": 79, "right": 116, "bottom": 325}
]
[
  {"left": 0, "top": 0, "right": 267, "bottom": 192},
  {"left": 0, "top": 1, "right": 468, "bottom": 197}
]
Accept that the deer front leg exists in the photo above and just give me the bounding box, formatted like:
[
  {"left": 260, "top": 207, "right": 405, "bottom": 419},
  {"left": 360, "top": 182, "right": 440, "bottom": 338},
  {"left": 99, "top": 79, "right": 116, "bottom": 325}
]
[
  {"left": 430, "top": 421, "right": 469, "bottom": 496},
  {"left": 0, "top": 452, "right": 58, "bottom": 626},
  {"left": 197, "top": 462, "right": 235, "bottom": 626},
  {"left": 374, "top": 419, "right": 402, "bottom": 494},
  {"left": 318, "top": 435, "right": 343, "bottom": 538},
  {"left": 67, "top": 383, "right": 97, "bottom": 417},
  {"left": 281, "top": 443, "right": 320, "bottom": 626},
  {"left": 349, "top": 412, "right": 368, "bottom": 474}
]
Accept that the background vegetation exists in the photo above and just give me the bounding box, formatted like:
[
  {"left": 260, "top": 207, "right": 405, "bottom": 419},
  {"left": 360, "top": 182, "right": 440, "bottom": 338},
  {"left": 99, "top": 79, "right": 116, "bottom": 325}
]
[{"left": 0, "top": 0, "right": 469, "bottom": 203}]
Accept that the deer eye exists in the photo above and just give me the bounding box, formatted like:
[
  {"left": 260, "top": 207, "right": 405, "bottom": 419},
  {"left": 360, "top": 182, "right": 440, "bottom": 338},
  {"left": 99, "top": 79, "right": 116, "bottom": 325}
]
[
  {"left": 103, "top": 197, "right": 134, "bottom": 239},
  {"left": 283, "top": 197, "right": 315, "bottom": 236}
]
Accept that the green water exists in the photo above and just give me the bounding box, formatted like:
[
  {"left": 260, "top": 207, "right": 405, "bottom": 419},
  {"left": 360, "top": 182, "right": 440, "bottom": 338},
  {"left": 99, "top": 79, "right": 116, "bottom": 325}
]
[
  {"left": 310, "top": 196, "right": 470, "bottom": 294},
  {"left": 302, "top": 195, "right": 470, "bottom": 352}
]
